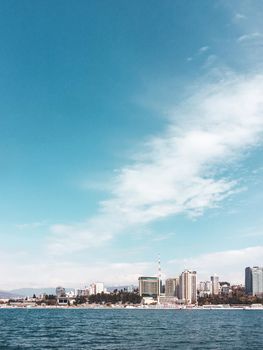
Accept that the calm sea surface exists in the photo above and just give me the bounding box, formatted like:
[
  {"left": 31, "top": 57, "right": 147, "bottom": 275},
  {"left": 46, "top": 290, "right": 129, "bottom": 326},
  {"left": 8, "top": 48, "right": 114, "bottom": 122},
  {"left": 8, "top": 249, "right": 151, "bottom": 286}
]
[{"left": 0, "top": 309, "right": 262, "bottom": 349}]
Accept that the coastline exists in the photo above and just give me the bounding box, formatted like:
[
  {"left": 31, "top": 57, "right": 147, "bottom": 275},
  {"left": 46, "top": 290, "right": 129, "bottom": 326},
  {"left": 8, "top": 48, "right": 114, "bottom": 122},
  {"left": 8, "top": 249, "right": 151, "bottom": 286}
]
[{"left": 1, "top": 304, "right": 262, "bottom": 310}]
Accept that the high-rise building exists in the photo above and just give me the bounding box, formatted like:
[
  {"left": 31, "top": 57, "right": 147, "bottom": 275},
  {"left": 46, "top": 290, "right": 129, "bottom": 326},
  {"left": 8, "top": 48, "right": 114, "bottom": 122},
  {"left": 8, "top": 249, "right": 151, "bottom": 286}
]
[
  {"left": 89, "top": 282, "right": 104, "bottom": 295},
  {"left": 165, "top": 278, "right": 179, "bottom": 297},
  {"left": 245, "top": 266, "right": 263, "bottom": 296},
  {"left": 138, "top": 277, "right": 159, "bottom": 298},
  {"left": 179, "top": 270, "right": 197, "bottom": 304},
  {"left": 211, "top": 275, "right": 219, "bottom": 295},
  {"left": 245, "top": 267, "right": 253, "bottom": 295}
]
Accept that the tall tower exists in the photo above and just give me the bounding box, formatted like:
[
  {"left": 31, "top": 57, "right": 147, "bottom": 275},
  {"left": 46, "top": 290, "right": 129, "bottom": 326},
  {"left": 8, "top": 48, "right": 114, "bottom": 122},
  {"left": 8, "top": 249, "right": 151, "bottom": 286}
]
[
  {"left": 158, "top": 254, "right": 161, "bottom": 293},
  {"left": 157, "top": 254, "right": 161, "bottom": 303}
]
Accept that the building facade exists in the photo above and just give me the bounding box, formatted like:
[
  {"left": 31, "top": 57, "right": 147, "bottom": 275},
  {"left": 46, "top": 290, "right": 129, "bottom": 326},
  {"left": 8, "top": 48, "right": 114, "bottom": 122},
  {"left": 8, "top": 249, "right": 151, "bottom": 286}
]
[
  {"left": 138, "top": 277, "right": 159, "bottom": 298},
  {"left": 89, "top": 282, "right": 104, "bottom": 295},
  {"left": 245, "top": 267, "right": 253, "bottom": 295},
  {"left": 179, "top": 270, "right": 197, "bottom": 304},
  {"left": 198, "top": 281, "right": 211, "bottom": 297},
  {"left": 211, "top": 275, "right": 219, "bottom": 295},
  {"left": 165, "top": 278, "right": 179, "bottom": 297},
  {"left": 245, "top": 266, "right": 263, "bottom": 296}
]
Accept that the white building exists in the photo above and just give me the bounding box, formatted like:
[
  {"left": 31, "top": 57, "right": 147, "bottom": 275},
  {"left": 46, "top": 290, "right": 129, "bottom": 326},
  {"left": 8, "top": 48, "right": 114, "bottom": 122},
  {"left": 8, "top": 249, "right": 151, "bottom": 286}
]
[
  {"left": 198, "top": 281, "right": 211, "bottom": 297},
  {"left": 67, "top": 290, "right": 76, "bottom": 298},
  {"left": 179, "top": 270, "right": 197, "bottom": 304},
  {"left": 89, "top": 282, "right": 104, "bottom": 295},
  {"left": 75, "top": 288, "right": 89, "bottom": 297}
]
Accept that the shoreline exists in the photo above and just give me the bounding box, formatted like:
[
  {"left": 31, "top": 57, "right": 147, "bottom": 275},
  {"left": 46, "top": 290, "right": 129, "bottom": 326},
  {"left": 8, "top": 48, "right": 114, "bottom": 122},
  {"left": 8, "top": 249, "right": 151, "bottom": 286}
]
[{"left": 0, "top": 304, "right": 262, "bottom": 310}]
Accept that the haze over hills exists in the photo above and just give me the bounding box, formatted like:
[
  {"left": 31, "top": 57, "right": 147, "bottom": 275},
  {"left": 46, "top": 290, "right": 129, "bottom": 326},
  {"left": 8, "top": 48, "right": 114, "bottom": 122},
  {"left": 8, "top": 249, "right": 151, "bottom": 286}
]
[
  {"left": 0, "top": 288, "right": 60, "bottom": 298},
  {"left": 0, "top": 286, "right": 135, "bottom": 298},
  {"left": 6, "top": 288, "right": 68, "bottom": 297},
  {"left": 0, "top": 290, "right": 24, "bottom": 299}
]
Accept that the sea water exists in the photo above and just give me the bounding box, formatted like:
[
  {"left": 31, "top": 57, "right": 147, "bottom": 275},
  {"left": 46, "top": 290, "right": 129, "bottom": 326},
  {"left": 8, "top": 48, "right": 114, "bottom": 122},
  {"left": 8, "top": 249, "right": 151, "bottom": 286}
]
[{"left": 0, "top": 309, "right": 262, "bottom": 349}]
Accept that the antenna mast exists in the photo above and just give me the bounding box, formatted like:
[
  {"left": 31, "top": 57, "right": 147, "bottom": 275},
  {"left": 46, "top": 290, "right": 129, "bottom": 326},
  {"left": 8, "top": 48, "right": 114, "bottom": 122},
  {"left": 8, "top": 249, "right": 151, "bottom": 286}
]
[{"left": 158, "top": 254, "right": 161, "bottom": 304}]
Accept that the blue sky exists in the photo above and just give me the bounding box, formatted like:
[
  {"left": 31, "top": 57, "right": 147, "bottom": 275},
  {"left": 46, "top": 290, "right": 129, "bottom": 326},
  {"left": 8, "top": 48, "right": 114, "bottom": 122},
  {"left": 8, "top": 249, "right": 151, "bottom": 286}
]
[{"left": 1, "top": 0, "right": 263, "bottom": 289}]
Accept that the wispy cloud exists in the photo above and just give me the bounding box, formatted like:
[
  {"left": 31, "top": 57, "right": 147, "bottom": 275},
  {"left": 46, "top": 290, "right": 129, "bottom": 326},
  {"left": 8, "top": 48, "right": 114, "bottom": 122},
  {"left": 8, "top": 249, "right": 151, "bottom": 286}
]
[
  {"left": 48, "top": 74, "right": 263, "bottom": 254},
  {"left": 48, "top": 220, "right": 115, "bottom": 254},
  {"left": 152, "top": 232, "right": 175, "bottom": 242},
  {"left": 0, "top": 252, "right": 153, "bottom": 289},
  {"left": 198, "top": 46, "right": 209, "bottom": 54},
  {"left": 187, "top": 45, "right": 209, "bottom": 62},
  {"left": 234, "top": 13, "right": 246, "bottom": 21},
  {"left": 2, "top": 245, "right": 262, "bottom": 288},
  {"left": 240, "top": 227, "right": 263, "bottom": 238},
  {"left": 16, "top": 221, "right": 47, "bottom": 230},
  {"left": 168, "top": 246, "right": 263, "bottom": 284},
  {"left": 237, "top": 32, "right": 263, "bottom": 43}
]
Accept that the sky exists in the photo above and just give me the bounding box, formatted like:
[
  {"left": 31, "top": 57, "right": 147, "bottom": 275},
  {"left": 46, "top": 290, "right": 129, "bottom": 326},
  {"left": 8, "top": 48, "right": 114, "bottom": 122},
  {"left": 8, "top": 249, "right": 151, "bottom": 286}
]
[{"left": 0, "top": 0, "right": 263, "bottom": 290}]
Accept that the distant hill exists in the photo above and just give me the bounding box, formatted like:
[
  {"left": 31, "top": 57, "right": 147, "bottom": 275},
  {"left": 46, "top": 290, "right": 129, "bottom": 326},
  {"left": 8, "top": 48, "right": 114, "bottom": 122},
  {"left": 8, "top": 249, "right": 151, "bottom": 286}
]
[
  {"left": 106, "top": 285, "right": 136, "bottom": 292},
  {"left": 1, "top": 287, "right": 73, "bottom": 299},
  {"left": 0, "top": 286, "right": 137, "bottom": 299},
  {"left": 0, "top": 290, "right": 23, "bottom": 299},
  {"left": 8, "top": 288, "right": 64, "bottom": 297}
]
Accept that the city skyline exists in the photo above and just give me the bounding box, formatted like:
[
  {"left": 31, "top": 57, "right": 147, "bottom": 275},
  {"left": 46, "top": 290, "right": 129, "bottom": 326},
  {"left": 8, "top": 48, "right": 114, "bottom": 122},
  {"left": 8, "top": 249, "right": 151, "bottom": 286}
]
[{"left": 1, "top": 0, "right": 263, "bottom": 289}]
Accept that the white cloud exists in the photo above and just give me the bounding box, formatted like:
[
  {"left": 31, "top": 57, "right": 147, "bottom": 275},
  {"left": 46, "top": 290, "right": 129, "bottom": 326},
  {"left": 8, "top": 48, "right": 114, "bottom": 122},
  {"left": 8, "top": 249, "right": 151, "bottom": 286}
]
[
  {"left": 16, "top": 221, "right": 46, "bottom": 230},
  {"left": 48, "top": 74, "right": 263, "bottom": 253},
  {"left": 48, "top": 220, "right": 115, "bottom": 254},
  {"left": 237, "top": 32, "right": 263, "bottom": 42},
  {"left": 234, "top": 13, "right": 246, "bottom": 21},
  {"left": 186, "top": 46, "right": 209, "bottom": 62},
  {"left": 2, "top": 246, "right": 261, "bottom": 288},
  {"left": 168, "top": 246, "right": 263, "bottom": 284},
  {"left": 240, "top": 228, "right": 263, "bottom": 238},
  {"left": 0, "top": 252, "right": 153, "bottom": 289},
  {"left": 198, "top": 46, "right": 209, "bottom": 53}
]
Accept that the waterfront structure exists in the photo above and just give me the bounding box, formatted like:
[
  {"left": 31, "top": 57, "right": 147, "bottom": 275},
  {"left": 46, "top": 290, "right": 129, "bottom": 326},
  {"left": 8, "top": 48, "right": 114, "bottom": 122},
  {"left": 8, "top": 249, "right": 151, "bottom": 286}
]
[
  {"left": 138, "top": 277, "right": 159, "bottom": 298},
  {"left": 165, "top": 278, "right": 179, "bottom": 297},
  {"left": 211, "top": 275, "right": 220, "bottom": 295},
  {"left": 57, "top": 297, "right": 69, "bottom": 306},
  {"left": 245, "top": 266, "right": 263, "bottom": 296},
  {"left": 179, "top": 270, "right": 197, "bottom": 304}
]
